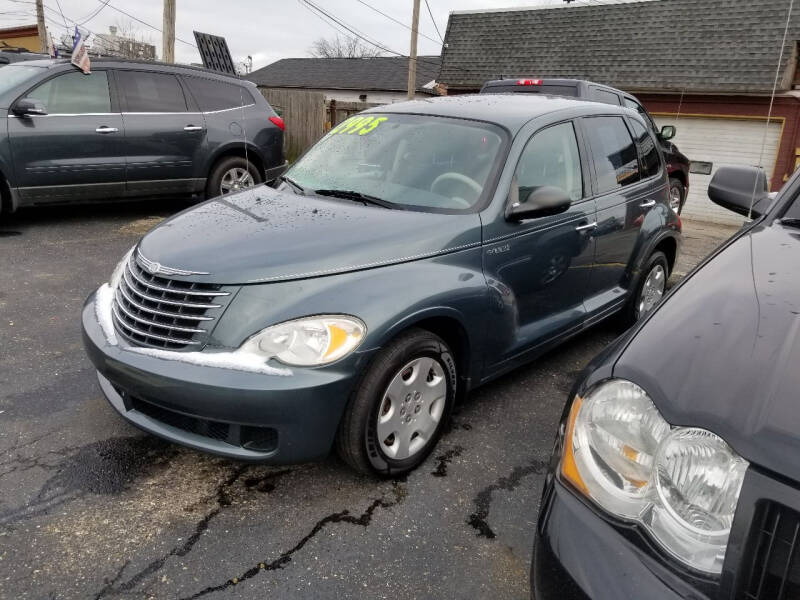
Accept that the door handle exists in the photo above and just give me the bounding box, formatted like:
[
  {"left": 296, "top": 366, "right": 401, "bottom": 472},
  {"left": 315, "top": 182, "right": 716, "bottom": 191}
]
[
  {"left": 575, "top": 222, "right": 598, "bottom": 232},
  {"left": 640, "top": 199, "right": 656, "bottom": 208},
  {"left": 183, "top": 125, "right": 204, "bottom": 132},
  {"left": 95, "top": 126, "right": 118, "bottom": 134}
]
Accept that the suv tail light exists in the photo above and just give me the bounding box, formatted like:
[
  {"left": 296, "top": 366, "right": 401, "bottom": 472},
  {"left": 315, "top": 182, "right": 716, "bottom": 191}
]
[
  {"left": 516, "top": 79, "right": 542, "bottom": 86},
  {"left": 269, "top": 116, "right": 285, "bottom": 131}
]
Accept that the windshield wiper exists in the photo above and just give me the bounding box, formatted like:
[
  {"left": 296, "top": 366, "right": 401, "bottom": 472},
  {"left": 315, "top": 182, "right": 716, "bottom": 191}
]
[
  {"left": 279, "top": 175, "right": 306, "bottom": 195},
  {"left": 314, "top": 189, "right": 396, "bottom": 209},
  {"left": 780, "top": 217, "right": 800, "bottom": 228}
]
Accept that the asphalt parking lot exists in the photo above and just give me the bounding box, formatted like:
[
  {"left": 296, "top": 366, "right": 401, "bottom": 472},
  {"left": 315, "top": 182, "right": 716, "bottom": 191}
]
[{"left": 0, "top": 202, "right": 738, "bottom": 600}]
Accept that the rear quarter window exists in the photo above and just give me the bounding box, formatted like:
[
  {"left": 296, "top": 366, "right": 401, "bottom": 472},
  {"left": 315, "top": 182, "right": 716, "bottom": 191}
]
[{"left": 183, "top": 77, "right": 256, "bottom": 112}]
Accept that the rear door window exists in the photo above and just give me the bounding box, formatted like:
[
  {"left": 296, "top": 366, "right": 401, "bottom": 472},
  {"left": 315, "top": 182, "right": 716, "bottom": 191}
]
[
  {"left": 584, "top": 116, "right": 641, "bottom": 193},
  {"left": 183, "top": 76, "right": 254, "bottom": 112},
  {"left": 116, "top": 71, "right": 187, "bottom": 112},
  {"left": 629, "top": 119, "right": 661, "bottom": 179},
  {"left": 26, "top": 71, "right": 111, "bottom": 113}
]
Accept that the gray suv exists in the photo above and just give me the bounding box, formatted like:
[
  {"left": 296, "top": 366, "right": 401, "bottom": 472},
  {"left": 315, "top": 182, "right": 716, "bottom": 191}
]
[{"left": 0, "top": 59, "right": 286, "bottom": 214}]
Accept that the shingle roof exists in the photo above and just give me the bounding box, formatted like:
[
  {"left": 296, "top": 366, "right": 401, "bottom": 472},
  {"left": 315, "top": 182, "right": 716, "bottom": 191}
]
[
  {"left": 245, "top": 56, "right": 441, "bottom": 94},
  {"left": 439, "top": 0, "right": 800, "bottom": 94}
]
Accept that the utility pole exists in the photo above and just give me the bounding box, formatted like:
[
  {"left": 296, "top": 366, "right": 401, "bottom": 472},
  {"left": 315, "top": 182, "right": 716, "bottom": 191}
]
[
  {"left": 162, "top": 0, "right": 176, "bottom": 63},
  {"left": 35, "top": 0, "right": 47, "bottom": 53},
  {"left": 407, "top": 0, "right": 421, "bottom": 100}
]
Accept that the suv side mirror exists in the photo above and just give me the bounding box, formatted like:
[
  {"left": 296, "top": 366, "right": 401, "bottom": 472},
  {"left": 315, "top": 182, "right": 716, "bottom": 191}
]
[
  {"left": 708, "top": 165, "right": 769, "bottom": 219},
  {"left": 660, "top": 125, "right": 676, "bottom": 140},
  {"left": 12, "top": 98, "right": 47, "bottom": 117},
  {"left": 508, "top": 186, "right": 572, "bottom": 221}
]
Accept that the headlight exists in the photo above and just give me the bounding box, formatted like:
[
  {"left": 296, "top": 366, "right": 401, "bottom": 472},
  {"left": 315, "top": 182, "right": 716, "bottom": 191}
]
[
  {"left": 561, "top": 379, "right": 748, "bottom": 574},
  {"left": 240, "top": 315, "right": 366, "bottom": 366},
  {"left": 109, "top": 246, "right": 135, "bottom": 291}
]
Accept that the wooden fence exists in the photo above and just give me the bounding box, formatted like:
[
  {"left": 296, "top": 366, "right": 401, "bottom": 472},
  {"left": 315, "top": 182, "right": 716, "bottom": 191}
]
[{"left": 258, "top": 87, "right": 381, "bottom": 161}]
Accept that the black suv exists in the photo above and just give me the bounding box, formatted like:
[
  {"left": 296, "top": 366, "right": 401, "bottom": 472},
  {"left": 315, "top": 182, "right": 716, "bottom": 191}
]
[
  {"left": 481, "top": 78, "right": 690, "bottom": 214},
  {"left": 0, "top": 59, "right": 286, "bottom": 214}
]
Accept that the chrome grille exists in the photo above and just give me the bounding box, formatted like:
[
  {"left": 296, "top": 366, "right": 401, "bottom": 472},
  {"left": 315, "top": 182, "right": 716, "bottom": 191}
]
[{"left": 112, "top": 256, "right": 231, "bottom": 350}]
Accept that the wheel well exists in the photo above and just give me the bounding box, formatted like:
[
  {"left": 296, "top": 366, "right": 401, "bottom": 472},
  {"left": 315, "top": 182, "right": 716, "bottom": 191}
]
[
  {"left": 669, "top": 171, "right": 687, "bottom": 188},
  {"left": 409, "top": 316, "right": 471, "bottom": 393},
  {"left": 211, "top": 147, "right": 265, "bottom": 180},
  {"left": 0, "top": 174, "right": 10, "bottom": 214},
  {"left": 654, "top": 237, "right": 677, "bottom": 275}
]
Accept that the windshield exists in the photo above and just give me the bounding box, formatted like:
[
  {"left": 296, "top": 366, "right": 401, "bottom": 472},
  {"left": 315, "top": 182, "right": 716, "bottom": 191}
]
[
  {"left": 286, "top": 113, "right": 506, "bottom": 211},
  {"left": 0, "top": 65, "right": 45, "bottom": 97}
]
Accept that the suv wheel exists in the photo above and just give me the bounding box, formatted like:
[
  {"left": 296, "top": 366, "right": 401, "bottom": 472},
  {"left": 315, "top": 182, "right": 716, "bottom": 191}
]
[
  {"left": 669, "top": 177, "right": 685, "bottom": 214},
  {"left": 336, "top": 328, "right": 457, "bottom": 477},
  {"left": 206, "top": 156, "right": 262, "bottom": 198}
]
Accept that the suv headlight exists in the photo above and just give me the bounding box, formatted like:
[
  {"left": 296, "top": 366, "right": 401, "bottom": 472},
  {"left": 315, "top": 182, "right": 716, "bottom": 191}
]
[
  {"left": 240, "top": 315, "right": 366, "bottom": 366},
  {"left": 561, "top": 379, "right": 748, "bottom": 574},
  {"left": 109, "top": 246, "right": 134, "bottom": 291}
]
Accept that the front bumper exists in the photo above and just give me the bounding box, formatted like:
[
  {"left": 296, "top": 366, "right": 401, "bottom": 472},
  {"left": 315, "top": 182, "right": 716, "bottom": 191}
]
[
  {"left": 532, "top": 478, "right": 717, "bottom": 600},
  {"left": 82, "top": 289, "right": 368, "bottom": 463}
]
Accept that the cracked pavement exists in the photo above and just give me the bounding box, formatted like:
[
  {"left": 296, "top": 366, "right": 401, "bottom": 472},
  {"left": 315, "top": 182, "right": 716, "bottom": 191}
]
[{"left": 0, "top": 203, "right": 734, "bottom": 599}]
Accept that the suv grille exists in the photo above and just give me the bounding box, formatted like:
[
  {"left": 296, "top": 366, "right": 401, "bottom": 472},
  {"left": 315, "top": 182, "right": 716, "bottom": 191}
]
[
  {"left": 112, "top": 255, "right": 231, "bottom": 350},
  {"left": 740, "top": 502, "right": 800, "bottom": 600}
]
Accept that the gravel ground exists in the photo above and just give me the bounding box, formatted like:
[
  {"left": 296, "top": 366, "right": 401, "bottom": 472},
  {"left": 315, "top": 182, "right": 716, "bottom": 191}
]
[{"left": 0, "top": 203, "right": 737, "bottom": 600}]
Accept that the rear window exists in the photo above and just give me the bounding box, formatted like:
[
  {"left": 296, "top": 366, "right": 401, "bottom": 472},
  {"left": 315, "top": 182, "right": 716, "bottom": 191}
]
[
  {"left": 482, "top": 84, "right": 579, "bottom": 96},
  {"left": 584, "top": 116, "right": 641, "bottom": 193},
  {"left": 117, "top": 71, "right": 187, "bottom": 112},
  {"left": 183, "top": 77, "right": 254, "bottom": 112}
]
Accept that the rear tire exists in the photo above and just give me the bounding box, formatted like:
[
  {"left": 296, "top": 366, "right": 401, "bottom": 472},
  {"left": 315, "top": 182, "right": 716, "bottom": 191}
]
[
  {"left": 335, "top": 328, "right": 457, "bottom": 477},
  {"left": 205, "top": 156, "right": 262, "bottom": 199},
  {"left": 621, "top": 251, "right": 669, "bottom": 326},
  {"left": 669, "top": 177, "right": 685, "bottom": 214}
]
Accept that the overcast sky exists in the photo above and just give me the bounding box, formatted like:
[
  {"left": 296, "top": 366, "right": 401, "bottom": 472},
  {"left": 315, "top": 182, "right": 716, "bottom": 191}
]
[{"left": 0, "top": 0, "right": 597, "bottom": 69}]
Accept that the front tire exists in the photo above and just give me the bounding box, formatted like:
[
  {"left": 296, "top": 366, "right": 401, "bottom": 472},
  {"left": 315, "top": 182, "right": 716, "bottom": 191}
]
[
  {"left": 336, "top": 328, "right": 457, "bottom": 477},
  {"left": 206, "top": 156, "right": 262, "bottom": 199}
]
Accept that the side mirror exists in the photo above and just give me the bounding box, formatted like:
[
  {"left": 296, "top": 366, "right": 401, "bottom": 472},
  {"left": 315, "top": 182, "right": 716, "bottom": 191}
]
[
  {"left": 508, "top": 186, "right": 572, "bottom": 220},
  {"left": 660, "top": 125, "right": 676, "bottom": 140},
  {"left": 12, "top": 98, "right": 47, "bottom": 117},
  {"left": 708, "top": 165, "right": 769, "bottom": 219}
]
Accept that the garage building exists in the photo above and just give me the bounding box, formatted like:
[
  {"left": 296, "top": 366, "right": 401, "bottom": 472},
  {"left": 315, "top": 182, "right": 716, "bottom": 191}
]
[{"left": 437, "top": 0, "right": 800, "bottom": 225}]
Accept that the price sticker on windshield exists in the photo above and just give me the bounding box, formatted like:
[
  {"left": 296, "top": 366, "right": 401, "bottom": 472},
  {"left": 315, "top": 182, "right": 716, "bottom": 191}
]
[{"left": 329, "top": 116, "right": 388, "bottom": 136}]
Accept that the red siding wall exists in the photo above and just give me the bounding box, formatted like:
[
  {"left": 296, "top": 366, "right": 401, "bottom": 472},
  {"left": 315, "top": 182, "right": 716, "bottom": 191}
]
[{"left": 637, "top": 94, "right": 800, "bottom": 191}]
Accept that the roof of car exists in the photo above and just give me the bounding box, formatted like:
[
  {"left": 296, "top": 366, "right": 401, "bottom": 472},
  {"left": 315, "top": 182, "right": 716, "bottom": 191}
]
[
  {"left": 365, "top": 93, "right": 634, "bottom": 132},
  {"left": 12, "top": 58, "right": 255, "bottom": 85}
]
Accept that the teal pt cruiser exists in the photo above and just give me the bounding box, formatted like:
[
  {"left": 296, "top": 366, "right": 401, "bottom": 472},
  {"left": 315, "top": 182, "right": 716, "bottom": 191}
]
[{"left": 82, "top": 94, "right": 681, "bottom": 475}]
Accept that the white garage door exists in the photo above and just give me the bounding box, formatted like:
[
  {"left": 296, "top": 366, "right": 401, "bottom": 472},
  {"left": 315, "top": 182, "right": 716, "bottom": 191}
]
[{"left": 654, "top": 116, "right": 783, "bottom": 226}]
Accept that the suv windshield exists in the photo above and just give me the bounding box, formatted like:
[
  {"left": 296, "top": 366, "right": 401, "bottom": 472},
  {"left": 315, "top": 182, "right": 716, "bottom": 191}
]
[
  {"left": 0, "top": 65, "right": 46, "bottom": 98},
  {"left": 286, "top": 113, "right": 506, "bottom": 211}
]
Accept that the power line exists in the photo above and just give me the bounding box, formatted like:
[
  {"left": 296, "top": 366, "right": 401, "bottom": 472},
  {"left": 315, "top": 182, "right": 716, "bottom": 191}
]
[
  {"left": 77, "top": 0, "right": 110, "bottom": 26},
  {"left": 351, "top": 0, "right": 440, "bottom": 45},
  {"left": 423, "top": 0, "right": 444, "bottom": 44}
]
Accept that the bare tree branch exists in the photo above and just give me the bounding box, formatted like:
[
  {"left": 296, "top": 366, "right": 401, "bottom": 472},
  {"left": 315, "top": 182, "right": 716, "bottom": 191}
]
[{"left": 308, "top": 35, "right": 382, "bottom": 59}]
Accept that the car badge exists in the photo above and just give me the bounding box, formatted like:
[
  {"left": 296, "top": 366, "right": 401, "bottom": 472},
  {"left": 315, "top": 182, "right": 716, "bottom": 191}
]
[{"left": 136, "top": 249, "right": 210, "bottom": 277}]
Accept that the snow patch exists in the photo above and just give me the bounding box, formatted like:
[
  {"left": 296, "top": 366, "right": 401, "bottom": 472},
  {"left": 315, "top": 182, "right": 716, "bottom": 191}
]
[
  {"left": 128, "top": 347, "right": 292, "bottom": 377},
  {"left": 93, "top": 283, "right": 291, "bottom": 376},
  {"left": 95, "top": 283, "right": 118, "bottom": 345}
]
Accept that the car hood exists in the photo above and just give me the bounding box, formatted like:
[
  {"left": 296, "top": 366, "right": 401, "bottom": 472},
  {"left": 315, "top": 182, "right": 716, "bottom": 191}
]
[
  {"left": 614, "top": 221, "right": 800, "bottom": 481},
  {"left": 136, "top": 186, "right": 482, "bottom": 285}
]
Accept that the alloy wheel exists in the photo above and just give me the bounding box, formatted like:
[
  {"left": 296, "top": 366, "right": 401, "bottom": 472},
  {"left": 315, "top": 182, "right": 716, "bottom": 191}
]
[
  {"left": 637, "top": 264, "right": 666, "bottom": 319},
  {"left": 376, "top": 356, "right": 447, "bottom": 460},
  {"left": 669, "top": 185, "right": 682, "bottom": 212},
  {"left": 220, "top": 167, "right": 255, "bottom": 195}
]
